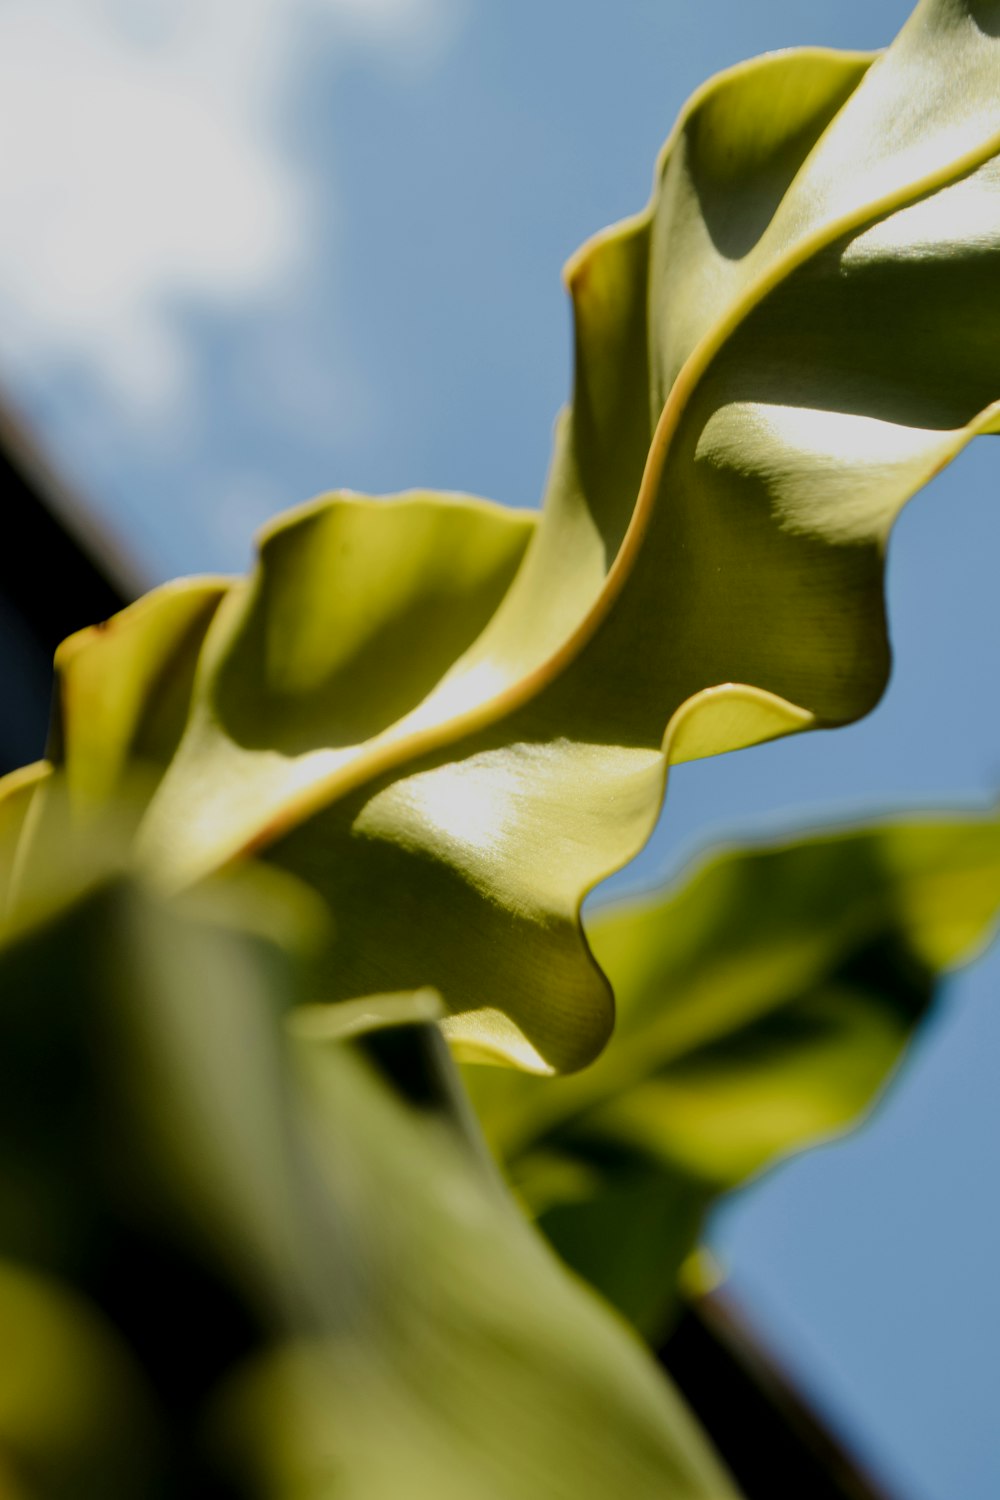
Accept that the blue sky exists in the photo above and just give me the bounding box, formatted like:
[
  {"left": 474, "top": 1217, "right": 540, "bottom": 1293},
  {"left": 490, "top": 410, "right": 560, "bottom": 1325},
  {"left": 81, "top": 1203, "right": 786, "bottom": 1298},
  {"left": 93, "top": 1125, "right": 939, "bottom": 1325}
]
[{"left": 3, "top": 2, "right": 998, "bottom": 1496}]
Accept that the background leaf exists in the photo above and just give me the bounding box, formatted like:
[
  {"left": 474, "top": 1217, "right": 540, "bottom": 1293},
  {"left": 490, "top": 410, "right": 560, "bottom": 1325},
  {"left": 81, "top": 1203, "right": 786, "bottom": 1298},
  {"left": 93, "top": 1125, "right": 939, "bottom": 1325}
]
[
  {"left": 0, "top": 1261, "right": 158, "bottom": 1500},
  {"left": 468, "top": 811, "right": 1000, "bottom": 1338}
]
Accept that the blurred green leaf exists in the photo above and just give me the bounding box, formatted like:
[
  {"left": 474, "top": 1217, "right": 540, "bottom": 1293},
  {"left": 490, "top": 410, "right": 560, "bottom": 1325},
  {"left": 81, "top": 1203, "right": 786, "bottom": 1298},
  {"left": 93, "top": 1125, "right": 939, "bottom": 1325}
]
[
  {"left": 468, "top": 812, "right": 1000, "bottom": 1338},
  {"left": 0, "top": 1261, "right": 158, "bottom": 1500},
  {"left": 0, "top": 839, "right": 738, "bottom": 1497},
  {"left": 222, "top": 1028, "right": 740, "bottom": 1500}
]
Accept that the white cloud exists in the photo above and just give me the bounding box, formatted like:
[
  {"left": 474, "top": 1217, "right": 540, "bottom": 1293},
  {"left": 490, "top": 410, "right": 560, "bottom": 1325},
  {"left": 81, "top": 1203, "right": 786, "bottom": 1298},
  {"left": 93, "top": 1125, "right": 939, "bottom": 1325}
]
[{"left": 0, "top": 0, "right": 459, "bottom": 416}]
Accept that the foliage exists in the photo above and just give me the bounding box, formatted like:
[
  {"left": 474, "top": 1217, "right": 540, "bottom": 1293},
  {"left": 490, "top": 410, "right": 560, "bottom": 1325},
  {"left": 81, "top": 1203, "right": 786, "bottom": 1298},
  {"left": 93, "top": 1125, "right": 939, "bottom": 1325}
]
[
  {"left": 0, "top": 851, "right": 737, "bottom": 1496},
  {"left": 2, "top": 0, "right": 1000, "bottom": 1493},
  {"left": 471, "top": 815, "right": 1000, "bottom": 1339}
]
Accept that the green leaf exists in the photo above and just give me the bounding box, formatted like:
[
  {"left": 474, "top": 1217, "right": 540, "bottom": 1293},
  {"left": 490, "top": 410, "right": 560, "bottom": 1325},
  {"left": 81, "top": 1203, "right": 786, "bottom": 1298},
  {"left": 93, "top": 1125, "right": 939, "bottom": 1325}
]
[
  {"left": 50, "top": 575, "right": 230, "bottom": 812},
  {"left": 0, "top": 763, "right": 51, "bottom": 922},
  {"left": 0, "top": 846, "right": 739, "bottom": 1498},
  {"left": 467, "top": 811, "right": 1000, "bottom": 1338},
  {"left": 25, "top": 1, "right": 1000, "bottom": 1074},
  {"left": 223, "top": 1028, "right": 741, "bottom": 1500},
  {"left": 0, "top": 1261, "right": 158, "bottom": 1500},
  {"left": 0, "top": 576, "right": 228, "bottom": 930},
  {"left": 135, "top": 490, "right": 536, "bottom": 882}
]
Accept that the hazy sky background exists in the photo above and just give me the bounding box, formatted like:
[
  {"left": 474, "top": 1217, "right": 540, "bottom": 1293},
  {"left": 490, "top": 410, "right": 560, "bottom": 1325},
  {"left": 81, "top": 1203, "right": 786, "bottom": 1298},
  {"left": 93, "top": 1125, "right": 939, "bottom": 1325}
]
[{"left": 2, "top": 3, "right": 998, "bottom": 1496}]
